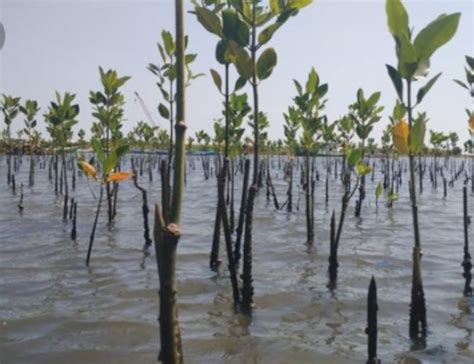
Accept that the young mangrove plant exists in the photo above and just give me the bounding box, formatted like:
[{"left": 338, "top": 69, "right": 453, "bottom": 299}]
[
  {"left": 1, "top": 95, "right": 21, "bottom": 185},
  {"left": 19, "top": 100, "right": 40, "bottom": 187},
  {"left": 44, "top": 92, "right": 79, "bottom": 221},
  {"left": 328, "top": 114, "right": 372, "bottom": 288},
  {"left": 78, "top": 140, "right": 131, "bottom": 266},
  {"left": 148, "top": 29, "right": 201, "bottom": 173},
  {"left": 349, "top": 88, "right": 383, "bottom": 218},
  {"left": 454, "top": 55, "right": 474, "bottom": 192},
  {"left": 291, "top": 67, "right": 329, "bottom": 244},
  {"left": 385, "top": 0, "right": 461, "bottom": 341},
  {"left": 89, "top": 67, "right": 130, "bottom": 225}
]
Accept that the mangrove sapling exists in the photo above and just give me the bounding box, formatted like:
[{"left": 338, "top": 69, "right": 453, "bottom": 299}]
[
  {"left": 366, "top": 276, "right": 381, "bottom": 364},
  {"left": 194, "top": 0, "right": 249, "bottom": 232},
  {"left": 454, "top": 55, "right": 474, "bottom": 193},
  {"left": 385, "top": 0, "right": 461, "bottom": 340},
  {"left": 89, "top": 67, "right": 130, "bottom": 225},
  {"left": 19, "top": 99, "right": 40, "bottom": 187},
  {"left": 152, "top": 1, "right": 188, "bottom": 360},
  {"left": 349, "top": 89, "right": 384, "bottom": 218},
  {"left": 198, "top": 1, "right": 313, "bottom": 301},
  {"left": 148, "top": 30, "right": 201, "bottom": 174},
  {"left": 328, "top": 144, "right": 370, "bottom": 287},
  {"left": 1, "top": 95, "right": 21, "bottom": 185},
  {"left": 291, "top": 67, "right": 329, "bottom": 244},
  {"left": 429, "top": 130, "right": 449, "bottom": 190},
  {"left": 44, "top": 92, "right": 80, "bottom": 222},
  {"left": 79, "top": 141, "right": 131, "bottom": 266}
]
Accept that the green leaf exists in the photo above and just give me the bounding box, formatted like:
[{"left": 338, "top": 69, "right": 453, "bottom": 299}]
[
  {"left": 466, "top": 55, "right": 474, "bottom": 70},
  {"left": 385, "top": 0, "right": 409, "bottom": 37},
  {"left": 347, "top": 148, "right": 362, "bottom": 168},
  {"left": 454, "top": 79, "right": 469, "bottom": 90},
  {"left": 228, "top": 41, "right": 253, "bottom": 80},
  {"left": 288, "top": 0, "right": 313, "bottom": 10},
  {"left": 91, "top": 139, "right": 105, "bottom": 165},
  {"left": 366, "top": 92, "right": 381, "bottom": 109},
  {"left": 306, "top": 67, "right": 319, "bottom": 94},
  {"left": 409, "top": 115, "right": 426, "bottom": 153},
  {"left": 161, "top": 30, "right": 174, "bottom": 56},
  {"left": 258, "top": 23, "right": 280, "bottom": 46},
  {"left": 270, "top": 0, "right": 281, "bottom": 14},
  {"left": 158, "top": 103, "right": 170, "bottom": 119},
  {"left": 215, "top": 40, "right": 231, "bottom": 65},
  {"left": 416, "top": 72, "right": 441, "bottom": 104},
  {"left": 257, "top": 48, "right": 277, "bottom": 81},
  {"left": 116, "top": 144, "right": 129, "bottom": 160},
  {"left": 195, "top": 7, "right": 222, "bottom": 37},
  {"left": 103, "top": 149, "right": 117, "bottom": 175},
  {"left": 316, "top": 84, "right": 328, "bottom": 98},
  {"left": 185, "top": 54, "right": 197, "bottom": 64},
  {"left": 210, "top": 69, "right": 222, "bottom": 93},
  {"left": 356, "top": 162, "right": 372, "bottom": 176},
  {"left": 375, "top": 183, "right": 383, "bottom": 199},
  {"left": 398, "top": 32, "right": 418, "bottom": 78},
  {"left": 414, "top": 13, "right": 461, "bottom": 61},
  {"left": 222, "top": 9, "right": 250, "bottom": 47},
  {"left": 234, "top": 76, "right": 247, "bottom": 92},
  {"left": 293, "top": 79, "right": 303, "bottom": 95}
]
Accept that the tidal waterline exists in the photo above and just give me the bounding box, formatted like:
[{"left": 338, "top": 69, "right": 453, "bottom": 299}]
[{"left": 1, "top": 155, "right": 473, "bottom": 363}]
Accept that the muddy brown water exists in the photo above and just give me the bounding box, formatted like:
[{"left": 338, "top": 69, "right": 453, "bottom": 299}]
[{"left": 1, "top": 155, "right": 473, "bottom": 363}]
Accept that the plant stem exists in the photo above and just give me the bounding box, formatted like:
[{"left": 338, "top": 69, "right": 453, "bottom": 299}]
[
  {"left": 407, "top": 79, "right": 427, "bottom": 340},
  {"left": 250, "top": 3, "right": 259, "bottom": 187},
  {"left": 86, "top": 185, "right": 103, "bottom": 266}
]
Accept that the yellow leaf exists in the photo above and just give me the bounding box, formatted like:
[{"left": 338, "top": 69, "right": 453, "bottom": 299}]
[
  {"left": 78, "top": 161, "right": 97, "bottom": 180},
  {"left": 106, "top": 171, "right": 134, "bottom": 183},
  {"left": 393, "top": 119, "right": 409, "bottom": 154},
  {"left": 469, "top": 116, "right": 474, "bottom": 134}
]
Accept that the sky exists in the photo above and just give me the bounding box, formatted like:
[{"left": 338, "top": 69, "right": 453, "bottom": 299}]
[{"left": 0, "top": 0, "right": 473, "bottom": 145}]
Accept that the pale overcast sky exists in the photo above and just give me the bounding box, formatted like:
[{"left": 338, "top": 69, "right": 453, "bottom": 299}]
[{"left": 0, "top": 0, "right": 473, "bottom": 144}]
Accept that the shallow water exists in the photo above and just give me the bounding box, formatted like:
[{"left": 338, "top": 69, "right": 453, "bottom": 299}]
[{"left": 1, "top": 155, "right": 473, "bottom": 364}]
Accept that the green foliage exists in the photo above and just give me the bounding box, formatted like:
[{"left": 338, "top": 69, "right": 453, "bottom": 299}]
[
  {"left": 349, "top": 89, "right": 383, "bottom": 143},
  {"left": 248, "top": 111, "right": 270, "bottom": 144},
  {"left": 130, "top": 121, "right": 159, "bottom": 149},
  {"left": 429, "top": 129, "right": 449, "bottom": 150},
  {"left": 283, "top": 106, "right": 301, "bottom": 153},
  {"left": 194, "top": 0, "right": 313, "bottom": 83},
  {"left": 385, "top": 0, "right": 460, "bottom": 102},
  {"left": 19, "top": 99, "right": 40, "bottom": 139},
  {"left": 1, "top": 95, "right": 21, "bottom": 139},
  {"left": 89, "top": 67, "right": 129, "bottom": 147},
  {"left": 44, "top": 92, "right": 80, "bottom": 147},
  {"left": 227, "top": 93, "right": 250, "bottom": 157},
  {"left": 290, "top": 68, "right": 328, "bottom": 152},
  {"left": 410, "top": 112, "right": 428, "bottom": 153},
  {"left": 256, "top": 48, "right": 277, "bottom": 80}
]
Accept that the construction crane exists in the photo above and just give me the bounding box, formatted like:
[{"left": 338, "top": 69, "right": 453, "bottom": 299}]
[{"left": 134, "top": 91, "right": 158, "bottom": 127}]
